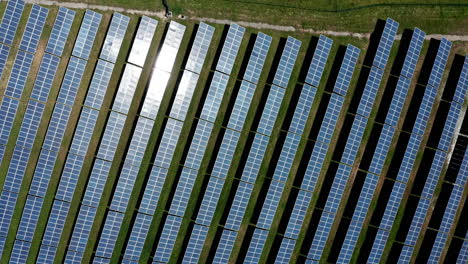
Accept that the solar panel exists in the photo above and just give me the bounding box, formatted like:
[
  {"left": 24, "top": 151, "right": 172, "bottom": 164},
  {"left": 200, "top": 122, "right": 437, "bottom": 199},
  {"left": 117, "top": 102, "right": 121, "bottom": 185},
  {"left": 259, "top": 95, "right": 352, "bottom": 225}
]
[
  {"left": 200, "top": 72, "right": 230, "bottom": 122},
  {"left": 68, "top": 108, "right": 99, "bottom": 156},
  {"left": 153, "top": 215, "right": 183, "bottom": 263},
  {"left": 305, "top": 35, "right": 333, "bottom": 87},
  {"left": 300, "top": 142, "right": 327, "bottom": 192},
  {"left": 10, "top": 239, "right": 30, "bottom": 264},
  {"left": 284, "top": 190, "right": 313, "bottom": 239},
  {"left": 100, "top": 13, "right": 129, "bottom": 63},
  {"left": 41, "top": 103, "right": 72, "bottom": 152},
  {"left": 403, "top": 197, "right": 431, "bottom": 246},
  {"left": 55, "top": 153, "right": 85, "bottom": 201},
  {"left": 439, "top": 103, "right": 463, "bottom": 153},
  {"left": 111, "top": 64, "right": 142, "bottom": 114},
  {"left": 30, "top": 53, "right": 61, "bottom": 102},
  {"left": 41, "top": 200, "right": 70, "bottom": 247},
  {"left": 37, "top": 244, "right": 58, "bottom": 263},
  {"left": 452, "top": 56, "right": 468, "bottom": 105},
  {"left": 16, "top": 195, "right": 44, "bottom": 241},
  {"left": 0, "top": 44, "right": 10, "bottom": 78},
  {"left": 243, "top": 32, "right": 272, "bottom": 84},
  {"left": 210, "top": 129, "right": 241, "bottom": 178},
  {"left": 123, "top": 213, "right": 153, "bottom": 261},
  {"left": 384, "top": 77, "right": 411, "bottom": 127},
  {"left": 153, "top": 21, "right": 185, "bottom": 73},
  {"left": 0, "top": 97, "right": 19, "bottom": 149},
  {"left": 316, "top": 94, "right": 344, "bottom": 145},
  {"left": 457, "top": 237, "right": 468, "bottom": 263},
  {"left": 72, "top": 10, "right": 102, "bottom": 60},
  {"left": 19, "top": 5, "right": 48, "bottom": 53},
  {"left": 139, "top": 166, "right": 167, "bottom": 214},
  {"left": 66, "top": 205, "right": 97, "bottom": 258},
  {"left": 46, "top": 7, "right": 75, "bottom": 56},
  {"left": 110, "top": 163, "right": 142, "bottom": 212},
  {"left": 275, "top": 236, "right": 297, "bottom": 264},
  {"left": 227, "top": 81, "right": 257, "bottom": 131},
  {"left": 225, "top": 181, "right": 254, "bottom": 230},
  {"left": 213, "top": 229, "right": 237, "bottom": 263},
  {"left": 0, "top": 0, "right": 25, "bottom": 45},
  {"left": 368, "top": 229, "right": 390, "bottom": 263},
  {"left": 427, "top": 38, "right": 451, "bottom": 89},
  {"left": 289, "top": 84, "right": 317, "bottom": 135},
  {"left": 56, "top": 56, "right": 87, "bottom": 106},
  {"left": 82, "top": 159, "right": 112, "bottom": 207},
  {"left": 272, "top": 36, "right": 301, "bottom": 88},
  {"left": 400, "top": 28, "right": 425, "bottom": 79},
  {"left": 272, "top": 132, "right": 302, "bottom": 183},
  {"left": 216, "top": 23, "right": 245, "bottom": 75},
  {"left": 396, "top": 134, "right": 423, "bottom": 183},
  {"left": 257, "top": 179, "right": 285, "bottom": 229},
  {"left": 372, "top": 18, "right": 398, "bottom": 69},
  {"left": 0, "top": 190, "right": 18, "bottom": 238},
  {"left": 95, "top": 211, "right": 125, "bottom": 258},
  {"left": 3, "top": 145, "right": 33, "bottom": 193},
  {"left": 15, "top": 100, "right": 44, "bottom": 149},
  {"left": 333, "top": 45, "right": 360, "bottom": 96},
  {"left": 356, "top": 67, "right": 383, "bottom": 117},
  {"left": 196, "top": 176, "right": 224, "bottom": 226},
  {"left": 337, "top": 220, "right": 368, "bottom": 263},
  {"left": 169, "top": 70, "right": 200, "bottom": 121},
  {"left": 244, "top": 227, "right": 269, "bottom": 263},
  {"left": 152, "top": 118, "right": 183, "bottom": 168},
  {"left": 241, "top": 133, "right": 270, "bottom": 183},
  {"left": 182, "top": 224, "right": 209, "bottom": 263},
  {"left": 185, "top": 22, "right": 215, "bottom": 74},
  {"left": 83, "top": 60, "right": 114, "bottom": 109},
  {"left": 340, "top": 115, "right": 368, "bottom": 166},
  {"left": 256, "top": 85, "right": 285, "bottom": 136},
  {"left": 118, "top": 117, "right": 153, "bottom": 167},
  {"left": 4, "top": 50, "right": 34, "bottom": 99},
  {"left": 368, "top": 125, "right": 395, "bottom": 176},
  {"left": 128, "top": 16, "right": 158, "bottom": 67}
]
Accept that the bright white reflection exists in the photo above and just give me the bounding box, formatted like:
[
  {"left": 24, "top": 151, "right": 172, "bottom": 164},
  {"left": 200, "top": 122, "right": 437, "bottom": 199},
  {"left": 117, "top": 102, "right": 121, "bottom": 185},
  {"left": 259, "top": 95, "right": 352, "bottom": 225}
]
[{"left": 140, "top": 69, "right": 171, "bottom": 120}]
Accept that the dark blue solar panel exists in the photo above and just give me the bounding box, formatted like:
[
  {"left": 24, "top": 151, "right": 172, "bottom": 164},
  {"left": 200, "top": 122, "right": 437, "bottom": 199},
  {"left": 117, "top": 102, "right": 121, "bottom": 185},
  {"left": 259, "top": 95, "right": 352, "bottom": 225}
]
[
  {"left": 41, "top": 103, "right": 72, "bottom": 152},
  {"left": 368, "top": 125, "right": 395, "bottom": 176},
  {"left": 289, "top": 84, "right": 317, "bottom": 135},
  {"left": 244, "top": 227, "right": 269, "bottom": 264},
  {"left": 400, "top": 28, "right": 425, "bottom": 79},
  {"left": 452, "top": 56, "right": 468, "bottom": 105},
  {"left": 37, "top": 244, "right": 58, "bottom": 263},
  {"left": 16, "top": 195, "right": 44, "bottom": 241},
  {"left": 83, "top": 60, "right": 114, "bottom": 109},
  {"left": 19, "top": 5, "right": 48, "bottom": 53},
  {"left": 123, "top": 213, "right": 153, "bottom": 261},
  {"left": 95, "top": 211, "right": 125, "bottom": 258},
  {"left": 256, "top": 85, "right": 285, "bottom": 136},
  {"left": 427, "top": 38, "right": 451, "bottom": 88},
  {"left": 30, "top": 53, "right": 61, "bottom": 102},
  {"left": 0, "top": 0, "right": 25, "bottom": 45},
  {"left": 276, "top": 238, "right": 296, "bottom": 263},
  {"left": 46, "top": 7, "right": 75, "bottom": 56},
  {"left": 0, "top": 190, "right": 18, "bottom": 238},
  {"left": 243, "top": 32, "right": 271, "bottom": 84},
  {"left": 183, "top": 224, "right": 209, "bottom": 263},
  {"left": 340, "top": 114, "right": 368, "bottom": 166},
  {"left": 357, "top": 67, "right": 383, "bottom": 117},
  {"left": 41, "top": 200, "right": 70, "bottom": 247},
  {"left": 72, "top": 10, "right": 102, "bottom": 60},
  {"left": 100, "top": 13, "right": 129, "bottom": 63},
  {"left": 385, "top": 77, "right": 411, "bottom": 127},
  {"left": 56, "top": 56, "right": 87, "bottom": 106},
  {"left": 216, "top": 23, "right": 245, "bottom": 75},
  {"left": 4, "top": 50, "right": 34, "bottom": 99},
  {"left": 316, "top": 94, "right": 344, "bottom": 145},
  {"left": 333, "top": 45, "right": 360, "bottom": 96},
  {"left": 0, "top": 44, "right": 10, "bottom": 78},
  {"left": 272, "top": 36, "right": 301, "bottom": 88},
  {"left": 10, "top": 239, "right": 31, "bottom": 264},
  {"left": 185, "top": 22, "right": 215, "bottom": 74},
  {"left": 153, "top": 215, "right": 182, "bottom": 263},
  {"left": 0, "top": 96, "right": 19, "bottom": 147},
  {"left": 305, "top": 35, "right": 333, "bottom": 87},
  {"left": 373, "top": 18, "right": 398, "bottom": 69}
]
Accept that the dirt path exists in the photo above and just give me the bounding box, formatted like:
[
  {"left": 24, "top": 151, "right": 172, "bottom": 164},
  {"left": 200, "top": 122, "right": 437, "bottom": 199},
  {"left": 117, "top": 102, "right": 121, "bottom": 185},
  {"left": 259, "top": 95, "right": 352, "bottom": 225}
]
[{"left": 24, "top": 0, "right": 468, "bottom": 41}]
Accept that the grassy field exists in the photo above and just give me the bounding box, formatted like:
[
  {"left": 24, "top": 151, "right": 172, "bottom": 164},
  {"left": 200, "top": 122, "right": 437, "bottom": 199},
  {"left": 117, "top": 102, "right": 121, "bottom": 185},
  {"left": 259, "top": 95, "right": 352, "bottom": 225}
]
[{"left": 0, "top": 1, "right": 466, "bottom": 264}]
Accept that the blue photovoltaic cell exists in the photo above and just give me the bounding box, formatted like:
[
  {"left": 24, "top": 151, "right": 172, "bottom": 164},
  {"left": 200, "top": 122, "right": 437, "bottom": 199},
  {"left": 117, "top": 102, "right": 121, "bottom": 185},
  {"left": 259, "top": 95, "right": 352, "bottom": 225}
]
[
  {"left": 243, "top": 32, "right": 271, "bottom": 84},
  {"left": 356, "top": 67, "right": 384, "bottom": 117},
  {"left": 95, "top": 211, "right": 125, "bottom": 258},
  {"left": 368, "top": 125, "right": 395, "bottom": 176},
  {"left": 72, "top": 9, "right": 102, "bottom": 59},
  {"left": 110, "top": 163, "right": 141, "bottom": 212},
  {"left": 16, "top": 195, "right": 44, "bottom": 241},
  {"left": 429, "top": 231, "right": 450, "bottom": 263},
  {"left": 216, "top": 23, "right": 245, "bottom": 75},
  {"left": 256, "top": 180, "right": 285, "bottom": 229},
  {"left": 421, "top": 150, "right": 446, "bottom": 198},
  {"left": 213, "top": 229, "right": 237, "bottom": 263},
  {"left": 64, "top": 250, "right": 84, "bottom": 263},
  {"left": 123, "top": 213, "right": 153, "bottom": 261},
  {"left": 284, "top": 190, "right": 313, "bottom": 239},
  {"left": 210, "top": 130, "right": 241, "bottom": 179},
  {"left": 379, "top": 181, "right": 406, "bottom": 230},
  {"left": 400, "top": 28, "right": 425, "bottom": 79},
  {"left": 0, "top": 0, "right": 25, "bottom": 45},
  {"left": 272, "top": 36, "right": 301, "bottom": 88},
  {"left": 16, "top": 100, "right": 45, "bottom": 149},
  {"left": 42, "top": 200, "right": 70, "bottom": 247},
  {"left": 169, "top": 70, "right": 200, "bottom": 121},
  {"left": 56, "top": 56, "right": 87, "bottom": 106},
  {"left": 373, "top": 18, "right": 398, "bottom": 69},
  {"left": 19, "top": 5, "right": 48, "bottom": 53},
  {"left": 111, "top": 64, "right": 142, "bottom": 114},
  {"left": 316, "top": 94, "right": 344, "bottom": 145},
  {"left": 438, "top": 102, "right": 462, "bottom": 152},
  {"left": 453, "top": 56, "right": 468, "bottom": 105},
  {"left": 427, "top": 38, "right": 451, "bottom": 89},
  {"left": 83, "top": 59, "right": 114, "bottom": 109},
  {"left": 289, "top": 84, "right": 317, "bottom": 135},
  {"left": 37, "top": 245, "right": 57, "bottom": 264},
  {"left": 305, "top": 35, "right": 333, "bottom": 88},
  {"left": 153, "top": 215, "right": 182, "bottom": 263},
  {"left": 256, "top": 85, "right": 285, "bottom": 136},
  {"left": 152, "top": 118, "right": 183, "bottom": 169},
  {"left": 300, "top": 142, "right": 328, "bottom": 192},
  {"left": 340, "top": 115, "right": 367, "bottom": 166},
  {"left": 82, "top": 159, "right": 112, "bottom": 207},
  {"left": 227, "top": 81, "right": 257, "bottom": 131},
  {"left": 241, "top": 133, "right": 269, "bottom": 183},
  {"left": 185, "top": 22, "right": 215, "bottom": 74},
  {"left": 244, "top": 228, "right": 269, "bottom": 264},
  {"left": 128, "top": 16, "right": 158, "bottom": 67},
  {"left": 30, "top": 53, "right": 61, "bottom": 102},
  {"left": 225, "top": 181, "right": 254, "bottom": 230},
  {"left": 272, "top": 132, "right": 302, "bottom": 183},
  {"left": 276, "top": 237, "right": 296, "bottom": 264},
  {"left": 42, "top": 103, "right": 72, "bottom": 153},
  {"left": 67, "top": 205, "right": 97, "bottom": 254},
  {"left": 384, "top": 77, "right": 411, "bottom": 127},
  {"left": 396, "top": 134, "right": 422, "bottom": 183},
  {"left": 337, "top": 220, "right": 367, "bottom": 263},
  {"left": 100, "top": 13, "right": 129, "bottom": 63},
  {"left": 97, "top": 112, "right": 127, "bottom": 161},
  {"left": 200, "top": 71, "right": 230, "bottom": 122},
  {"left": 0, "top": 44, "right": 10, "bottom": 78},
  {"left": 54, "top": 153, "right": 85, "bottom": 201},
  {"left": 458, "top": 238, "right": 468, "bottom": 264},
  {"left": 0, "top": 190, "right": 18, "bottom": 238},
  {"left": 138, "top": 166, "right": 167, "bottom": 215},
  {"left": 69, "top": 107, "right": 99, "bottom": 156},
  {"left": 368, "top": 229, "right": 390, "bottom": 263},
  {"left": 4, "top": 50, "right": 34, "bottom": 99},
  {"left": 182, "top": 224, "right": 209, "bottom": 263},
  {"left": 46, "top": 7, "right": 75, "bottom": 56},
  {"left": 10, "top": 239, "right": 30, "bottom": 264},
  {"left": 195, "top": 176, "right": 225, "bottom": 226},
  {"left": 184, "top": 120, "right": 214, "bottom": 170},
  {"left": 4, "top": 146, "right": 33, "bottom": 193},
  {"left": 403, "top": 198, "right": 431, "bottom": 247},
  {"left": 0, "top": 97, "right": 19, "bottom": 146},
  {"left": 333, "top": 45, "right": 360, "bottom": 96},
  {"left": 93, "top": 257, "right": 111, "bottom": 264}
]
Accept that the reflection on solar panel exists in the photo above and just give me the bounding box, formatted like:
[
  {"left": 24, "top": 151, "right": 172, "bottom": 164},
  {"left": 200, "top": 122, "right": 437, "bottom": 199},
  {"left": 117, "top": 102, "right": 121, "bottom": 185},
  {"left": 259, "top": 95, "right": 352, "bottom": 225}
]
[
  {"left": 20, "top": 5, "right": 48, "bottom": 53},
  {"left": 0, "top": 0, "right": 25, "bottom": 45},
  {"left": 46, "top": 7, "right": 75, "bottom": 56},
  {"left": 216, "top": 24, "right": 245, "bottom": 75},
  {"left": 128, "top": 16, "right": 158, "bottom": 67},
  {"left": 72, "top": 10, "right": 102, "bottom": 60},
  {"left": 100, "top": 13, "right": 129, "bottom": 63}
]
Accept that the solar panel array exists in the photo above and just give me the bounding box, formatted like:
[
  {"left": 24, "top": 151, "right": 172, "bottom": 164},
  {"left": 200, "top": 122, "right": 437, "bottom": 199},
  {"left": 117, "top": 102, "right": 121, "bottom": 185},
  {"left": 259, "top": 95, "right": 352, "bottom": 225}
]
[{"left": 0, "top": 6, "right": 467, "bottom": 263}]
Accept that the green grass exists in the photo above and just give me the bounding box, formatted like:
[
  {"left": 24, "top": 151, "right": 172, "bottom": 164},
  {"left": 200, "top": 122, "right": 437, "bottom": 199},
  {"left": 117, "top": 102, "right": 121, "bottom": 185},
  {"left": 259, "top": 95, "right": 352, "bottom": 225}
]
[{"left": 60, "top": 0, "right": 164, "bottom": 10}]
